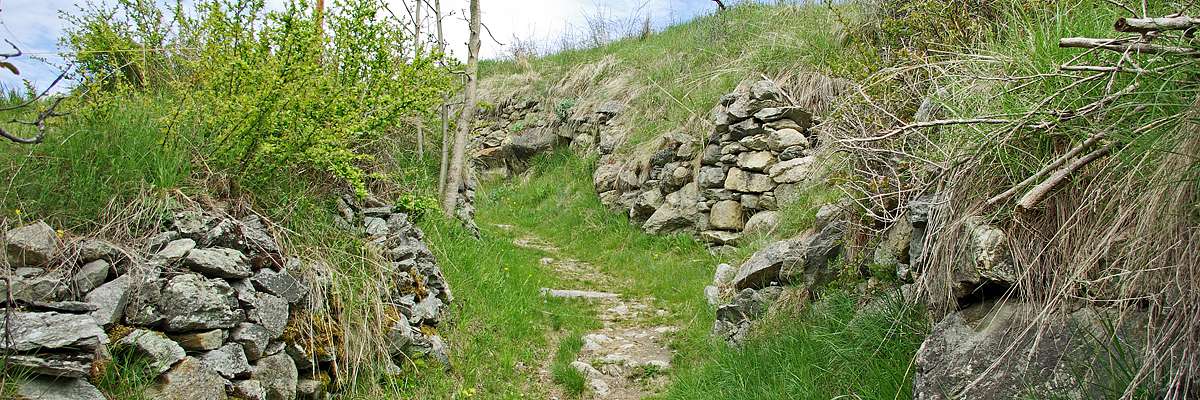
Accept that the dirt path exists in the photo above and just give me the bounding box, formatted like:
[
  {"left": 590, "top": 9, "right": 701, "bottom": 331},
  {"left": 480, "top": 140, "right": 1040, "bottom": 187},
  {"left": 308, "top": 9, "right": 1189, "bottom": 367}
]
[{"left": 502, "top": 225, "right": 676, "bottom": 400}]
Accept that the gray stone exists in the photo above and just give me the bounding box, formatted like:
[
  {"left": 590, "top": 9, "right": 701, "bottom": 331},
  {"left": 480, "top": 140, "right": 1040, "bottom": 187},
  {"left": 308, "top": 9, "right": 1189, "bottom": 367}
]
[
  {"left": 364, "top": 217, "right": 389, "bottom": 237},
  {"left": 749, "top": 80, "right": 783, "bottom": 101},
  {"left": 701, "top": 144, "right": 722, "bottom": 165},
  {"left": 777, "top": 145, "right": 807, "bottom": 161},
  {"left": 630, "top": 190, "right": 664, "bottom": 220},
  {"left": 72, "top": 259, "right": 110, "bottom": 294},
  {"left": 740, "top": 194, "right": 761, "bottom": 210},
  {"left": 75, "top": 239, "right": 121, "bottom": 263},
  {"left": 15, "top": 377, "right": 105, "bottom": 400},
  {"left": 909, "top": 194, "right": 942, "bottom": 269},
  {"left": 738, "top": 134, "right": 769, "bottom": 151},
  {"left": 115, "top": 329, "right": 187, "bottom": 375},
  {"left": 387, "top": 314, "right": 416, "bottom": 355},
  {"left": 172, "top": 210, "right": 213, "bottom": 239},
  {"left": 0, "top": 311, "right": 106, "bottom": 352},
  {"left": 232, "top": 379, "right": 268, "bottom": 400},
  {"left": 252, "top": 268, "right": 307, "bottom": 305},
  {"left": 774, "top": 183, "right": 802, "bottom": 206},
  {"left": 744, "top": 211, "right": 781, "bottom": 236},
  {"left": 509, "top": 127, "right": 563, "bottom": 159},
  {"left": 296, "top": 379, "right": 327, "bottom": 400},
  {"left": 252, "top": 352, "right": 298, "bottom": 400},
  {"left": 184, "top": 247, "right": 252, "bottom": 278},
  {"left": 732, "top": 239, "right": 800, "bottom": 290},
  {"left": 965, "top": 217, "right": 1016, "bottom": 284},
  {"left": 6, "top": 353, "right": 94, "bottom": 378},
  {"left": 873, "top": 219, "right": 914, "bottom": 273},
  {"left": 155, "top": 238, "right": 196, "bottom": 261},
  {"left": 171, "top": 329, "right": 228, "bottom": 351},
  {"left": 239, "top": 215, "right": 281, "bottom": 254},
  {"left": 86, "top": 274, "right": 131, "bottom": 326},
  {"left": 158, "top": 273, "right": 241, "bottom": 332},
  {"left": 703, "top": 285, "right": 721, "bottom": 306},
  {"left": 642, "top": 183, "right": 700, "bottom": 234},
  {"left": 697, "top": 167, "right": 726, "bottom": 188},
  {"left": 913, "top": 303, "right": 1127, "bottom": 400},
  {"left": 736, "top": 151, "right": 774, "bottom": 171},
  {"left": 709, "top": 200, "right": 744, "bottom": 231},
  {"left": 5, "top": 221, "right": 60, "bottom": 268},
  {"left": 25, "top": 301, "right": 97, "bottom": 314},
  {"left": 724, "top": 168, "right": 773, "bottom": 193},
  {"left": 700, "top": 230, "right": 741, "bottom": 246},
  {"left": 247, "top": 292, "right": 289, "bottom": 337},
  {"left": 362, "top": 206, "right": 393, "bottom": 218},
  {"left": 146, "top": 231, "right": 181, "bottom": 253},
  {"left": 6, "top": 270, "right": 70, "bottom": 303},
  {"left": 233, "top": 323, "right": 272, "bottom": 360},
  {"left": 411, "top": 294, "right": 445, "bottom": 325},
  {"left": 713, "top": 263, "right": 737, "bottom": 286},
  {"left": 146, "top": 356, "right": 229, "bottom": 400},
  {"left": 729, "top": 119, "right": 765, "bottom": 139},
  {"left": 664, "top": 166, "right": 692, "bottom": 189},
  {"left": 780, "top": 220, "right": 846, "bottom": 288},
  {"left": 202, "top": 342, "right": 251, "bottom": 379},
  {"left": 768, "top": 156, "right": 814, "bottom": 184},
  {"left": 767, "top": 128, "right": 809, "bottom": 151}
]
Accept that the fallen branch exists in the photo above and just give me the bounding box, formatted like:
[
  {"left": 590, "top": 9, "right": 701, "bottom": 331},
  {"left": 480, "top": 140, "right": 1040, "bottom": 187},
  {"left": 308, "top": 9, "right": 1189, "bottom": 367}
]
[
  {"left": 841, "top": 118, "right": 1012, "bottom": 143},
  {"left": 1059, "top": 37, "right": 1200, "bottom": 57},
  {"left": 1115, "top": 16, "right": 1200, "bottom": 33},
  {"left": 1060, "top": 65, "right": 1150, "bottom": 74},
  {"left": 1016, "top": 143, "right": 1113, "bottom": 210},
  {"left": 986, "top": 133, "right": 1108, "bottom": 206}
]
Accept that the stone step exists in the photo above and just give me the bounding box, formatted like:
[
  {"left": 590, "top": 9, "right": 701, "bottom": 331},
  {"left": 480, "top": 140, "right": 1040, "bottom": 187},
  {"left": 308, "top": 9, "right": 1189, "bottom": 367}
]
[{"left": 539, "top": 288, "right": 619, "bottom": 300}]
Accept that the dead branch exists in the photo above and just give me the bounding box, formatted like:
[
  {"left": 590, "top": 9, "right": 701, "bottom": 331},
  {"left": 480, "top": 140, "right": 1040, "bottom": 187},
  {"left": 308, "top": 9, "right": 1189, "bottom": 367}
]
[
  {"left": 713, "top": 0, "right": 726, "bottom": 11},
  {"left": 0, "top": 97, "right": 66, "bottom": 144},
  {"left": 1060, "top": 65, "right": 1150, "bottom": 74},
  {"left": 1059, "top": 37, "right": 1200, "bottom": 57},
  {"left": 841, "top": 118, "right": 1013, "bottom": 143},
  {"left": 986, "top": 132, "right": 1108, "bottom": 206},
  {"left": 1115, "top": 16, "right": 1200, "bottom": 33},
  {"left": 1016, "top": 143, "right": 1114, "bottom": 210}
]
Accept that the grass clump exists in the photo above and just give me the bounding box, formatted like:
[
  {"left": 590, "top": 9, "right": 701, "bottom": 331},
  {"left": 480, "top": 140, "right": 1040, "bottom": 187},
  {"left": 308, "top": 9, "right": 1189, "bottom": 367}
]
[{"left": 550, "top": 333, "right": 588, "bottom": 395}]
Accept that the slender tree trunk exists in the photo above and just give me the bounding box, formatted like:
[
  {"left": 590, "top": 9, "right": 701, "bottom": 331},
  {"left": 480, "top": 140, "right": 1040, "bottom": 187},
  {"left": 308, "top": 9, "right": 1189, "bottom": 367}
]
[
  {"left": 414, "top": 0, "right": 425, "bottom": 158},
  {"left": 442, "top": 0, "right": 480, "bottom": 216},
  {"left": 434, "top": 0, "right": 450, "bottom": 194}
]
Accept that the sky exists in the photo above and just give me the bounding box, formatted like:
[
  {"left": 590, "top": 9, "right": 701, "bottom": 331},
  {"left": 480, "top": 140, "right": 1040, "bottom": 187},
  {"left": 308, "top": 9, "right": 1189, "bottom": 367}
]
[{"left": 0, "top": 0, "right": 729, "bottom": 93}]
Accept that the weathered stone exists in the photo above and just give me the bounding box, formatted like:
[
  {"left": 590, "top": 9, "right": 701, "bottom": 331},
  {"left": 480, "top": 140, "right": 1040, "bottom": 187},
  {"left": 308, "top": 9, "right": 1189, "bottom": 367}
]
[
  {"left": 115, "top": 329, "right": 187, "bottom": 375},
  {"left": 729, "top": 119, "right": 765, "bottom": 139},
  {"left": 780, "top": 220, "right": 846, "bottom": 288},
  {"left": 158, "top": 273, "right": 241, "bottom": 332},
  {"left": 232, "top": 323, "right": 272, "bottom": 361},
  {"left": 755, "top": 107, "right": 812, "bottom": 127},
  {"left": 202, "top": 342, "right": 251, "bottom": 379},
  {"left": 239, "top": 215, "right": 281, "bottom": 255},
  {"left": 251, "top": 268, "right": 307, "bottom": 305},
  {"left": 6, "top": 270, "right": 70, "bottom": 303},
  {"left": 16, "top": 377, "right": 106, "bottom": 400},
  {"left": 171, "top": 329, "right": 228, "bottom": 351},
  {"left": 711, "top": 104, "right": 733, "bottom": 133},
  {"left": 738, "top": 134, "right": 769, "bottom": 151},
  {"left": 155, "top": 238, "right": 196, "bottom": 261},
  {"left": 5, "top": 221, "right": 60, "bottom": 268},
  {"left": 701, "top": 144, "right": 722, "bottom": 165},
  {"left": 709, "top": 200, "right": 744, "bottom": 231},
  {"left": 642, "top": 183, "right": 700, "bottom": 234},
  {"left": 736, "top": 151, "right": 774, "bottom": 171},
  {"left": 7, "top": 353, "right": 94, "bottom": 378},
  {"left": 184, "top": 247, "right": 252, "bottom": 278},
  {"left": 664, "top": 166, "right": 692, "bottom": 190},
  {"left": 873, "top": 219, "right": 914, "bottom": 274},
  {"left": 173, "top": 210, "right": 213, "bottom": 239},
  {"left": 411, "top": 295, "right": 444, "bottom": 325},
  {"left": 913, "top": 303, "right": 1130, "bottom": 400},
  {"left": 768, "top": 156, "right": 814, "bottom": 184},
  {"left": 0, "top": 311, "right": 106, "bottom": 352},
  {"left": 72, "top": 259, "right": 110, "bottom": 294},
  {"left": 232, "top": 379, "right": 268, "bottom": 400},
  {"left": 86, "top": 274, "right": 131, "bottom": 326},
  {"left": 593, "top": 163, "right": 622, "bottom": 192},
  {"left": 732, "top": 239, "right": 800, "bottom": 290},
  {"left": 146, "top": 357, "right": 229, "bottom": 400},
  {"left": 364, "top": 217, "right": 389, "bottom": 237},
  {"left": 744, "top": 211, "right": 781, "bottom": 236},
  {"left": 252, "top": 352, "right": 298, "bottom": 400},
  {"left": 740, "top": 194, "right": 760, "bottom": 210},
  {"left": 247, "top": 292, "right": 289, "bottom": 337},
  {"left": 700, "top": 230, "right": 741, "bottom": 246},
  {"left": 965, "top": 217, "right": 1016, "bottom": 284},
  {"left": 630, "top": 190, "right": 664, "bottom": 220},
  {"left": 749, "top": 80, "right": 783, "bottom": 101},
  {"left": 75, "top": 239, "right": 121, "bottom": 263},
  {"left": 703, "top": 285, "right": 721, "bottom": 306},
  {"left": 724, "top": 168, "right": 773, "bottom": 193},
  {"left": 774, "top": 183, "right": 801, "bottom": 206},
  {"left": 697, "top": 167, "right": 726, "bottom": 188},
  {"left": 908, "top": 194, "right": 942, "bottom": 269},
  {"left": 777, "top": 145, "right": 807, "bottom": 161},
  {"left": 767, "top": 128, "right": 809, "bottom": 151},
  {"left": 713, "top": 263, "right": 737, "bottom": 286},
  {"left": 146, "top": 231, "right": 181, "bottom": 254},
  {"left": 25, "top": 301, "right": 97, "bottom": 314},
  {"left": 760, "top": 194, "right": 778, "bottom": 211},
  {"left": 296, "top": 379, "right": 327, "bottom": 400}
]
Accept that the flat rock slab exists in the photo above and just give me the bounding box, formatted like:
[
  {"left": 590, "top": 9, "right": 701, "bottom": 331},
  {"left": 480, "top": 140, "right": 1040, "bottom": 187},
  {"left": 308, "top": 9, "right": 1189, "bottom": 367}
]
[
  {"left": 0, "top": 310, "right": 107, "bottom": 352},
  {"left": 540, "top": 288, "right": 619, "bottom": 300}
]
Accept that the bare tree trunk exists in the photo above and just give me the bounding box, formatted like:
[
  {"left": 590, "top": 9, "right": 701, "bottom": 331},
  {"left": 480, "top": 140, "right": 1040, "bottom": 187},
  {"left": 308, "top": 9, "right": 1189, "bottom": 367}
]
[
  {"left": 442, "top": 0, "right": 480, "bottom": 216},
  {"left": 434, "top": 0, "right": 450, "bottom": 195},
  {"left": 414, "top": 0, "right": 425, "bottom": 159}
]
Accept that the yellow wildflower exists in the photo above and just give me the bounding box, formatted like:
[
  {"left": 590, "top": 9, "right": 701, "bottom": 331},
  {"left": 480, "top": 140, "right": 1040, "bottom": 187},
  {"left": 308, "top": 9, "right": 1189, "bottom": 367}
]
[
  {"left": 56, "top": 229, "right": 65, "bottom": 239},
  {"left": 13, "top": 208, "right": 21, "bottom": 216}
]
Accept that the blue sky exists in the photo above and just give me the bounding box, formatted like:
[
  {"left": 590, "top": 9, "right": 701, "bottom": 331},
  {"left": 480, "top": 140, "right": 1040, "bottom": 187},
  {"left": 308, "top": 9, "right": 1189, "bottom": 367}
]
[{"left": 0, "top": 0, "right": 730, "bottom": 93}]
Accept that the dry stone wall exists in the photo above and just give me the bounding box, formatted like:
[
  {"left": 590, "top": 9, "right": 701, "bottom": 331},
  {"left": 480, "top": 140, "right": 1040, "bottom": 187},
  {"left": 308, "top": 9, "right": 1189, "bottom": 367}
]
[
  {"left": 592, "top": 79, "right": 820, "bottom": 245},
  {"left": 473, "top": 98, "right": 624, "bottom": 178},
  {"left": 2, "top": 201, "right": 453, "bottom": 399}
]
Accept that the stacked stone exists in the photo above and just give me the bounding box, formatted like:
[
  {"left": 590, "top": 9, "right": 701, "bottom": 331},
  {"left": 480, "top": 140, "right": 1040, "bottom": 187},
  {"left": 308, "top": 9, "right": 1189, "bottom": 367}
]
[
  {"left": 473, "top": 98, "right": 624, "bottom": 178},
  {"left": 695, "top": 80, "right": 817, "bottom": 245},
  {"left": 334, "top": 197, "right": 454, "bottom": 369}
]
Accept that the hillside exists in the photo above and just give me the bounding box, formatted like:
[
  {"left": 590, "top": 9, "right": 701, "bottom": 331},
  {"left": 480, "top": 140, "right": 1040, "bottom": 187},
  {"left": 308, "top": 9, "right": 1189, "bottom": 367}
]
[{"left": 1, "top": 0, "right": 1198, "bottom": 399}]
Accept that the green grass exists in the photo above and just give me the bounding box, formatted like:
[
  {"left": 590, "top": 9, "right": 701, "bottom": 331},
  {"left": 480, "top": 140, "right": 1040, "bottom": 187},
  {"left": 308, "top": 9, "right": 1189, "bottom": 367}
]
[
  {"left": 666, "top": 289, "right": 929, "bottom": 400},
  {"left": 551, "top": 333, "right": 587, "bottom": 395}
]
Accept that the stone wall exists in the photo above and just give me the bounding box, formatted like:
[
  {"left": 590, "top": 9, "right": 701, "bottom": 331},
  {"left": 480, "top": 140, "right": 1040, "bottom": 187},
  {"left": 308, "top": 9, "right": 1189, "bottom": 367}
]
[
  {"left": 592, "top": 79, "right": 820, "bottom": 245},
  {"left": 2, "top": 201, "right": 453, "bottom": 399},
  {"left": 473, "top": 97, "right": 624, "bottom": 178}
]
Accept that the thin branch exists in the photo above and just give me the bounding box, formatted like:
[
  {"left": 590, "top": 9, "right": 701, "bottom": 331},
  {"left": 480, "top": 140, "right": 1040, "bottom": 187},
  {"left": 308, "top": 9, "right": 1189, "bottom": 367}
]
[
  {"left": 986, "top": 133, "right": 1109, "bottom": 206},
  {"left": 1059, "top": 37, "right": 1200, "bottom": 57},
  {"left": 0, "top": 96, "right": 66, "bottom": 144},
  {"left": 1115, "top": 16, "right": 1200, "bottom": 33},
  {"left": 840, "top": 118, "right": 1013, "bottom": 143},
  {"left": 1016, "top": 143, "right": 1114, "bottom": 210}
]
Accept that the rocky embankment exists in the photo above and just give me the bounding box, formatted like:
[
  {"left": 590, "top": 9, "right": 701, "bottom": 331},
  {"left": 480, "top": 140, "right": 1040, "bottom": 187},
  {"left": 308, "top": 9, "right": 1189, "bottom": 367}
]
[{"left": 2, "top": 199, "right": 453, "bottom": 399}]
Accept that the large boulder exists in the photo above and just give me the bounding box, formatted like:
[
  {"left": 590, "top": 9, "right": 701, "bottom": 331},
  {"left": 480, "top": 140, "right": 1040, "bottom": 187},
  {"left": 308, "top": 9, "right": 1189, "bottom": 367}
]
[
  {"left": 5, "top": 221, "right": 60, "bottom": 268},
  {"left": 914, "top": 302, "right": 1136, "bottom": 400}
]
